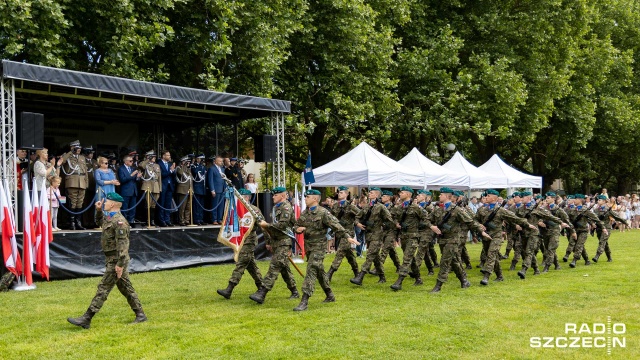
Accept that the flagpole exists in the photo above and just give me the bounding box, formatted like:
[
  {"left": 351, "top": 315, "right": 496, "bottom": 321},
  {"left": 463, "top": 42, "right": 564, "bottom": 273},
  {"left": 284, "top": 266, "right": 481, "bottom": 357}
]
[{"left": 14, "top": 179, "right": 36, "bottom": 291}]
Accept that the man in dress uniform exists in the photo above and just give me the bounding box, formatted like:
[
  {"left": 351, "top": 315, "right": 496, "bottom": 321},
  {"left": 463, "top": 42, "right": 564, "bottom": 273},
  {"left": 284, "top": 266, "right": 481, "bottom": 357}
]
[
  {"left": 175, "top": 155, "right": 193, "bottom": 226},
  {"left": 326, "top": 186, "right": 361, "bottom": 282},
  {"left": 593, "top": 195, "right": 629, "bottom": 263},
  {"left": 217, "top": 188, "right": 264, "bottom": 299},
  {"left": 138, "top": 150, "right": 162, "bottom": 227},
  {"left": 58, "top": 140, "right": 89, "bottom": 230},
  {"left": 292, "top": 189, "right": 359, "bottom": 311},
  {"left": 249, "top": 187, "right": 299, "bottom": 304},
  {"left": 191, "top": 154, "right": 207, "bottom": 225},
  {"left": 82, "top": 146, "right": 98, "bottom": 228},
  {"left": 225, "top": 157, "right": 244, "bottom": 190},
  {"left": 67, "top": 192, "right": 146, "bottom": 329}
]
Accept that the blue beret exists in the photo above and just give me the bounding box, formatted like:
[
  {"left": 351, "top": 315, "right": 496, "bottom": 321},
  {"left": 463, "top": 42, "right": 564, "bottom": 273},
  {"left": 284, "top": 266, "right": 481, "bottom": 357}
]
[
  {"left": 305, "top": 189, "right": 321, "bottom": 196},
  {"left": 486, "top": 189, "right": 499, "bottom": 196},
  {"left": 574, "top": 194, "right": 586, "bottom": 199},
  {"left": 369, "top": 187, "right": 381, "bottom": 192},
  {"left": 271, "top": 187, "right": 286, "bottom": 194},
  {"left": 337, "top": 186, "right": 349, "bottom": 191},
  {"left": 106, "top": 192, "right": 124, "bottom": 203},
  {"left": 520, "top": 191, "right": 532, "bottom": 197},
  {"left": 399, "top": 186, "right": 414, "bottom": 194},
  {"left": 238, "top": 188, "right": 251, "bottom": 195},
  {"left": 417, "top": 190, "right": 431, "bottom": 196},
  {"left": 382, "top": 190, "right": 393, "bottom": 196},
  {"left": 440, "top": 187, "right": 454, "bottom": 194},
  {"left": 545, "top": 191, "right": 556, "bottom": 197}
]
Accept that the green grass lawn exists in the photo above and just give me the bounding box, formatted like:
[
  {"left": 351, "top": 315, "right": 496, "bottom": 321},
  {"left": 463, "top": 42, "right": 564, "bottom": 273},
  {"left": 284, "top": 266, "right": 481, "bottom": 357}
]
[{"left": 1, "top": 231, "right": 637, "bottom": 359}]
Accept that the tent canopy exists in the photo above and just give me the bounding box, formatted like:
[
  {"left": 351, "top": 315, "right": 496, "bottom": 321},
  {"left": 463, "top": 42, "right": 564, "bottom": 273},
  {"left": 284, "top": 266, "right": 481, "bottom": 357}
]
[
  {"left": 478, "top": 154, "right": 542, "bottom": 188},
  {"left": 398, "top": 148, "right": 470, "bottom": 189},
  {"left": 311, "top": 142, "right": 424, "bottom": 187},
  {"left": 442, "top": 152, "right": 509, "bottom": 189}
]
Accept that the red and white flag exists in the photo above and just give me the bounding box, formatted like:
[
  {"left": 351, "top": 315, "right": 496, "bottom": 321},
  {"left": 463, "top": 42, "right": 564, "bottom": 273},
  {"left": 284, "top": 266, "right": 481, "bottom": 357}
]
[
  {"left": 294, "top": 185, "right": 305, "bottom": 259},
  {"left": 22, "top": 179, "right": 35, "bottom": 286},
  {"left": 36, "top": 180, "right": 52, "bottom": 280},
  {"left": 0, "top": 180, "right": 21, "bottom": 277},
  {"left": 217, "top": 190, "right": 255, "bottom": 262}
]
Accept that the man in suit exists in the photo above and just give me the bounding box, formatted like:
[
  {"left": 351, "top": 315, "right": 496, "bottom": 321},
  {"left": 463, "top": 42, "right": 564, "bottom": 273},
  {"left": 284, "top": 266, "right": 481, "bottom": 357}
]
[
  {"left": 206, "top": 156, "right": 226, "bottom": 225},
  {"left": 118, "top": 155, "right": 141, "bottom": 224},
  {"left": 191, "top": 154, "right": 207, "bottom": 225},
  {"left": 159, "top": 150, "right": 176, "bottom": 226}
]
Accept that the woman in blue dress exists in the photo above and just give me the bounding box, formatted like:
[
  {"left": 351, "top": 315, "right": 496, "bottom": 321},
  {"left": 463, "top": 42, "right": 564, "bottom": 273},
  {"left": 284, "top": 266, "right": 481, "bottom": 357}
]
[{"left": 94, "top": 156, "right": 120, "bottom": 203}]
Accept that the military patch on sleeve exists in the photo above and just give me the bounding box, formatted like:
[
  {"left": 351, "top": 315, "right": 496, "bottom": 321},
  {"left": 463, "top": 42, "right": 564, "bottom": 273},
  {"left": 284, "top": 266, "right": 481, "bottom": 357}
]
[{"left": 119, "top": 229, "right": 124, "bottom": 235}]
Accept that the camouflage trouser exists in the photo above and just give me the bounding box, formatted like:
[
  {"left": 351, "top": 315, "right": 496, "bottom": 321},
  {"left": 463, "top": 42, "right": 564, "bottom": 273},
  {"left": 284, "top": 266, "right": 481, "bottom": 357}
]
[
  {"left": 481, "top": 238, "right": 503, "bottom": 275},
  {"left": 437, "top": 241, "right": 465, "bottom": 283},
  {"left": 330, "top": 234, "right": 359, "bottom": 273},
  {"left": 510, "top": 232, "right": 522, "bottom": 262},
  {"left": 596, "top": 229, "right": 611, "bottom": 257},
  {"left": 302, "top": 242, "right": 330, "bottom": 297},
  {"left": 360, "top": 231, "right": 384, "bottom": 276},
  {"left": 459, "top": 238, "right": 471, "bottom": 266},
  {"left": 412, "top": 233, "right": 434, "bottom": 273},
  {"left": 229, "top": 243, "right": 262, "bottom": 287},
  {"left": 262, "top": 244, "right": 297, "bottom": 291},
  {"left": 89, "top": 255, "right": 142, "bottom": 313},
  {"left": 398, "top": 233, "right": 419, "bottom": 277},
  {"left": 542, "top": 232, "right": 560, "bottom": 267},
  {"left": 178, "top": 193, "right": 192, "bottom": 224},
  {"left": 572, "top": 231, "right": 590, "bottom": 262},
  {"left": 564, "top": 233, "right": 588, "bottom": 260},
  {"left": 0, "top": 271, "right": 16, "bottom": 292},
  {"left": 378, "top": 230, "right": 401, "bottom": 269},
  {"left": 520, "top": 233, "right": 539, "bottom": 270},
  {"left": 66, "top": 187, "right": 86, "bottom": 208}
]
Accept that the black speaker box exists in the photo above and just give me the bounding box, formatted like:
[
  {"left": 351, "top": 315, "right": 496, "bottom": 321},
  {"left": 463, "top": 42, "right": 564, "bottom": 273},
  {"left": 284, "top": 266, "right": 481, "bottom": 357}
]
[
  {"left": 18, "top": 112, "right": 44, "bottom": 150},
  {"left": 254, "top": 135, "right": 277, "bottom": 162},
  {"left": 256, "top": 192, "right": 274, "bottom": 223}
]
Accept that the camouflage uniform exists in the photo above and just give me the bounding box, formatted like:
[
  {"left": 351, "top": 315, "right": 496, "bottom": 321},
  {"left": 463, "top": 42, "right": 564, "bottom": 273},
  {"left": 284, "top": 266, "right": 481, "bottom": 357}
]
[
  {"left": 294, "top": 206, "right": 349, "bottom": 297},
  {"left": 391, "top": 201, "right": 427, "bottom": 280},
  {"left": 562, "top": 205, "right": 587, "bottom": 261},
  {"left": 88, "top": 210, "right": 143, "bottom": 314},
  {"left": 412, "top": 202, "right": 435, "bottom": 275},
  {"left": 260, "top": 201, "right": 297, "bottom": 293},
  {"left": 515, "top": 203, "right": 563, "bottom": 277},
  {"left": 457, "top": 205, "right": 474, "bottom": 270},
  {"left": 566, "top": 206, "right": 604, "bottom": 266},
  {"left": 0, "top": 268, "right": 16, "bottom": 292},
  {"left": 540, "top": 205, "right": 570, "bottom": 269},
  {"left": 377, "top": 202, "right": 402, "bottom": 271},
  {"left": 355, "top": 200, "right": 394, "bottom": 280},
  {"left": 228, "top": 205, "right": 264, "bottom": 288},
  {"left": 329, "top": 200, "right": 361, "bottom": 276},
  {"left": 593, "top": 206, "right": 627, "bottom": 261}
]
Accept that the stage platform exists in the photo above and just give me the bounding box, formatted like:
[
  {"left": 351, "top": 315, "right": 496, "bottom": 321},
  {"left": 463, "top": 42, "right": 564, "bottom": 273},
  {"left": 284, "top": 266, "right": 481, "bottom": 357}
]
[{"left": 18, "top": 225, "right": 270, "bottom": 280}]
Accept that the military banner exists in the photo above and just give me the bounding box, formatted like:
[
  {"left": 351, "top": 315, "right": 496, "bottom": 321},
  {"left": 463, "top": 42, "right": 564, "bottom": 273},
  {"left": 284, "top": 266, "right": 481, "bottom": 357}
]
[{"left": 217, "top": 187, "right": 255, "bottom": 261}]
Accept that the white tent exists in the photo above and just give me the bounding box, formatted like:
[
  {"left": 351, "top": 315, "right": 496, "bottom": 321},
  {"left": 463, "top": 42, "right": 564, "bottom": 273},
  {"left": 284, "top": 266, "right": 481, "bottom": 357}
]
[
  {"left": 478, "top": 154, "right": 542, "bottom": 188},
  {"left": 442, "top": 151, "right": 509, "bottom": 189},
  {"left": 310, "top": 142, "right": 424, "bottom": 187},
  {"left": 398, "top": 148, "right": 470, "bottom": 189}
]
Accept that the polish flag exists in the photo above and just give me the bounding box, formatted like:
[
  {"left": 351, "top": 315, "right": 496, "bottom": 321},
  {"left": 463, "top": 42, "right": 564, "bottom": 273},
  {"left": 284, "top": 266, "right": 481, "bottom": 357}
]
[
  {"left": 294, "top": 185, "right": 305, "bottom": 259},
  {"left": 36, "top": 180, "right": 52, "bottom": 280},
  {"left": 22, "top": 179, "right": 35, "bottom": 286},
  {"left": 0, "top": 180, "right": 21, "bottom": 277}
]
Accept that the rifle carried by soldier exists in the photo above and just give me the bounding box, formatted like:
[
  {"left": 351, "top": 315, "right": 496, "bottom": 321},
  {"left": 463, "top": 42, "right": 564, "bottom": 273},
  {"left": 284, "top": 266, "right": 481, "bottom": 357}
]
[{"left": 432, "top": 200, "right": 462, "bottom": 242}]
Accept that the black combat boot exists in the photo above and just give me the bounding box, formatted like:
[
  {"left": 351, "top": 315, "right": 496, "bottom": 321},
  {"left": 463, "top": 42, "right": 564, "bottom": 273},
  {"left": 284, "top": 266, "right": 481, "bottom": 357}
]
[
  {"left": 461, "top": 278, "right": 471, "bottom": 288},
  {"left": 350, "top": 271, "right": 366, "bottom": 286},
  {"left": 584, "top": 260, "right": 591, "bottom": 266},
  {"left": 67, "top": 308, "right": 95, "bottom": 329},
  {"left": 517, "top": 267, "right": 527, "bottom": 279},
  {"left": 606, "top": 251, "right": 612, "bottom": 262},
  {"left": 533, "top": 266, "right": 540, "bottom": 275},
  {"left": 509, "top": 260, "right": 517, "bottom": 271},
  {"left": 255, "top": 281, "right": 262, "bottom": 290},
  {"left": 480, "top": 273, "right": 490, "bottom": 286},
  {"left": 132, "top": 309, "right": 147, "bottom": 324},
  {"left": 413, "top": 277, "right": 423, "bottom": 286},
  {"left": 569, "top": 259, "right": 577, "bottom": 268},
  {"left": 502, "top": 249, "right": 511, "bottom": 259},
  {"left": 390, "top": 275, "right": 405, "bottom": 291},
  {"left": 542, "top": 265, "right": 550, "bottom": 273},
  {"left": 74, "top": 209, "right": 86, "bottom": 230},
  {"left": 592, "top": 254, "right": 600, "bottom": 263},
  {"left": 149, "top": 208, "right": 156, "bottom": 227},
  {"left": 563, "top": 252, "right": 570, "bottom": 262},
  {"left": 69, "top": 215, "right": 77, "bottom": 230},
  {"left": 323, "top": 288, "right": 336, "bottom": 303},
  {"left": 249, "top": 287, "right": 269, "bottom": 304},
  {"left": 293, "top": 294, "right": 310, "bottom": 311},
  {"left": 368, "top": 268, "right": 377, "bottom": 276},
  {"left": 554, "top": 258, "right": 561, "bottom": 270},
  {"left": 378, "top": 274, "right": 386, "bottom": 284},
  {"left": 326, "top": 267, "right": 335, "bottom": 282},
  {"left": 288, "top": 287, "right": 300, "bottom": 299},
  {"left": 352, "top": 266, "right": 359, "bottom": 278},
  {"left": 499, "top": 252, "right": 507, "bottom": 260},
  {"left": 494, "top": 266, "right": 504, "bottom": 282},
  {"left": 430, "top": 280, "right": 443, "bottom": 293},
  {"left": 216, "top": 282, "right": 237, "bottom": 299}
]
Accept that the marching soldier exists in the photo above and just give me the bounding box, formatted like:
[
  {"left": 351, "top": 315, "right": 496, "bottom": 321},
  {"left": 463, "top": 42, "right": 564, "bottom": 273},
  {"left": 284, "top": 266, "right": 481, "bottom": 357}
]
[
  {"left": 566, "top": 194, "right": 606, "bottom": 268},
  {"left": 389, "top": 187, "right": 425, "bottom": 291},
  {"left": 67, "top": 192, "right": 146, "bottom": 329},
  {"left": 327, "top": 186, "right": 361, "bottom": 282},
  {"left": 292, "top": 189, "right": 359, "bottom": 311},
  {"left": 58, "top": 140, "right": 89, "bottom": 230},
  {"left": 175, "top": 155, "right": 193, "bottom": 226},
  {"left": 138, "top": 150, "right": 162, "bottom": 227},
  {"left": 593, "top": 195, "right": 629, "bottom": 263},
  {"left": 376, "top": 190, "right": 402, "bottom": 272},
  {"left": 249, "top": 187, "right": 299, "bottom": 304},
  {"left": 475, "top": 189, "right": 535, "bottom": 285},
  {"left": 217, "top": 188, "right": 264, "bottom": 299},
  {"left": 411, "top": 190, "right": 436, "bottom": 280},
  {"left": 191, "top": 154, "right": 207, "bottom": 225},
  {"left": 540, "top": 192, "right": 571, "bottom": 272},
  {"left": 562, "top": 195, "right": 588, "bottom": 263},
  {"left": 453, "top": 191, "right": 474, "bottom": 271},
  {"left": 503, "top": 193, "right": 522, "bottom": 267}
]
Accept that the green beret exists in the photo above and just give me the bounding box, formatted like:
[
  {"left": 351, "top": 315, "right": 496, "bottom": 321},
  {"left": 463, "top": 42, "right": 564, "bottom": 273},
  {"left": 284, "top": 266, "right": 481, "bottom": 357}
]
[
  {"left": 399, "top": 186, "right": 414, "bottom": 194},
  {"left": 596, "top": 195, "right": 607, "bottom": 200},
  {"left": 453, "top": 190, "right": 465, "bottom": 197},
  {"left": 545, "top": 191, "right": 556, "bottom": 197},
  {"left": 520, "top": 191, "right": 532, "bottom": 197},
  {"left": 566, "top": 195, "right": 575, "bottom": 199},
  {"left": 238, "top": 188, "right": 251, "bottom": 195},
  {"left": 417, "top": 190, "right": 431, "bottom": 196},
  {"left": 440, "top": 187, "right": 454, "bottom": 194},
  {"left": 305, "top": 189, "right": 321, "bottom": 196},
  {"left": 534, "top": 195, "right": 542, "bottom": 200},
  {"left": 369, "top": 187, "right": 381, "bottom": 192},
  {"left": 486, "top": 189, "right": 499, "bottom": 196},
  {"left": 512, "top": 192, "right": 521, "bottom": 197},
  {"left": 382, "top": 190, "right": 393, "bottom": 196},
  {"left": 271, "top": 186, "right": 287, "bottom": 194},
  {"left": 574, "top": 194, "right": 586, "bottom": 199},
  {"left": 106, "top": 192, "right": 124, "bottom": 203},
  {"left": 337, "top": 186, "right": 349, "bottom": 192}
]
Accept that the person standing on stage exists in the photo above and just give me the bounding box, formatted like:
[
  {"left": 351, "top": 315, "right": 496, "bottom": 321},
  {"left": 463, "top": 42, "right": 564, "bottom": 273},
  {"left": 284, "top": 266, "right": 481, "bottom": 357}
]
[
  {"left": 191, "top": 154, "right": 207, "bottom": 225},
  {"left": 206, "top": 156, "right": 226, "bottom": 225},
  {"left": 59, "top": 140, "right": 89, "bottom": 230},
  {"left": 117, "top": 155, "right": 141, "bottom": 224},
  {"left": 138, "top": 150, "right": 162, "bottom": 227},
  {"left": 158, "top": 150, "right": 176, "bottom": 226}
]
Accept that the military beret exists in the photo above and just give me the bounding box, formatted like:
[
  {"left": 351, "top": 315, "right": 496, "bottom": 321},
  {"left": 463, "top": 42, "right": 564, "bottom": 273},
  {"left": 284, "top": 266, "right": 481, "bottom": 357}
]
[
  {"left": 369, "top": 187, "right": 382, "bottom": 192},
  {"left": 69, "top": 140, "right": 81, "bottom": 148},
  {"left": 486, "top": 189, "right": 500, "bottom": 196},
  {"left": 520, "top": 191, "right": 532, "bottom": 197},
  {"left": 196, "top": 154, "right": 205, "bottom": 159},
  {"left": 337, "top": 186, "right": 349, "bottom": 192},
  {"left": 512, "top": 192, "right": 521, "bottom": 197},
  {"left": 534, "top": 195, "right": 543, "bottom": 200},
  {"left": 574, "top": 194, "right": 586, "bottom": 199},
  {"left": 566, "top": 195, "right": 575, "bottom": 199},
  {"left": 453, "top": 190, "right": 465, "bottom": 197},
  {"left": 106, "top": 192, "right": 124, "bottom": 203},
  {"left": 271, "top": 186, "right": 287, "bottom": 194},
  {"left": 230, "top": 157, "right": 237, "bottom": 161},
  {"left": 440, "top": 187, "right": 454, "bottom": 194},
  {"left": 382, "top": 190, "right": 393, "bottom": 196},
  {"left": 417, "top": 189, "right": 432, "bottom": 196},
  {"left": 545, "top": 191, "right": 556, "bottom": 197},
  {"left": 305, "top": 189, "right": 321, "bottom": 196},
  {"left": 238, "top": 188, "right": 251, "bottom": 195},
  {"left": 180, "top": 155, "right": 190, "bottom": 162},
  {"left": 596, "top": 195, "right": 607, "bottom": 200},
  {"left": 399, "top": 186, "right": 414, "bottom": 194}
]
